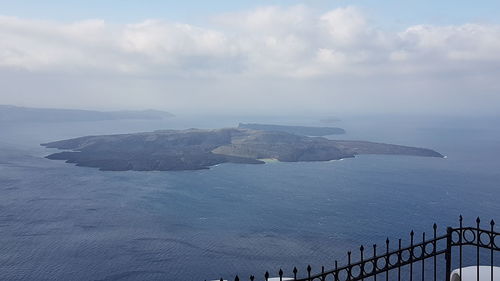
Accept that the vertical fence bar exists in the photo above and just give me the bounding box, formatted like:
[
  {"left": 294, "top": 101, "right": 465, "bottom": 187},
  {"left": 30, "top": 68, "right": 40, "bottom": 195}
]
[
  {"left": 434, "top": 223, "right": 437, "bottom": 281},
  {"left": 398, "top": 239, "right": 402, "bottom": 281},
  {"left": 445, "top": 227, "right": 452, "bottom": 281},
  {"left": 460, "top": 216, "right": 463, "bottom": 280},
  {"left": 386, "top": 239, "right": 390, "bottom": 281},
  {"left": 422, "top": 232, "right": 425, "bottom": 281},
  {"left": 477, "top": 217, "right": 481, "bottom": 281},
  {"left": 360, "top": 246, "right": 365, "bottom": 281},
  {"left": 293, "top": 267, "right": 297, "bottom": 281},
  {"left": 373, "top": 245, "right": 377, "bottom": 281},
  {"left": 347, "top": 252, "right": 352, "bottom": 281},
  {"left": 491, "top": 220, "right": 495, "bottom": 281},
  {"left": 335, "top": 260, "right": 339, "bottom": 281},
  {"left": 307, "top": 265, "right": 311, "bottom": 281},
  {"left": 410, "top": 231, "right": 414, "bottom": 281}
]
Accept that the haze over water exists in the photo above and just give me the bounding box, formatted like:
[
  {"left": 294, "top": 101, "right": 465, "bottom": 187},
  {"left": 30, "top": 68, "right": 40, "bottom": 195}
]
[{"left": 1, "top": 115, "right": 499, "bottom": 281}]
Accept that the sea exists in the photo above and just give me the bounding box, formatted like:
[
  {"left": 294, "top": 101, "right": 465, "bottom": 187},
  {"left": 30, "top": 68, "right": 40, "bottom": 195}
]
[{"left": 0, "top": 115, "right": 499, "bottom": 281}]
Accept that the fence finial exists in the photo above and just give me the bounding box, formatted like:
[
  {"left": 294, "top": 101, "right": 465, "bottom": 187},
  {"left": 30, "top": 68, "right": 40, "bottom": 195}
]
[
  {"left": 250, "top": 275, "right": 255, "bottom": 281},
  {"left": 279, "top": 268, "right": 283, "bottom": 277},
  {"left": 234, "top": 275, "right": 239, "bottom": 281},
  {"left": 265, "top": 271, "right": 269, "bottom": 281},
  {"left": 476, "top": 217, "right": 481, "bottom": 224},
  {"left": 490, "top": 219, "right": 495, "bottom": 226}
]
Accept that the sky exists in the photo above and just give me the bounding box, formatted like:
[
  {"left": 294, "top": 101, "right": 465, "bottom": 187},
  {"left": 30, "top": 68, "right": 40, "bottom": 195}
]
[{"left": 0, "top": 0, "right": 499, "bottom": 116}]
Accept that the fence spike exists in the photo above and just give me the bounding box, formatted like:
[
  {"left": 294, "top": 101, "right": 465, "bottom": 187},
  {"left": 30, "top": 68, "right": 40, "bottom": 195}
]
[
  {"left": 360, "top": 245, "right": 364, "bottom": 252},
  {"left": 433, "top": 223, "right": 437, "bottom": 231},
  {"left": 250, "top": 275, "right": 255, "bottom": 281},
  {"left": 476, "top": 217, "right": 481, "bottom": 224},
  {"left": 234, "top": 275, "right": 239, "bottom": 281},
  {"left": 410, "top": 230, "right": 414, "bottom": 236},
  {"left": 265, "top": 271, "right": 269, "bottom": 281},
  {"left": 293, "top": 267, "right": 298, "bottom": 280},
  {"left": 220, "top": 278, "right": 223, "bottom": 281},
  {"left": 279, "top": 268, "right": 283, "bottom": 277},
  {"left": 459, "top": 215, "right": 463, "bottom": 222},
  {"left": 491, "top": 219, "right": 495, "bottom": 226},
  {"left": 307, "top": 264, "right": 312, "bottom": 272}
]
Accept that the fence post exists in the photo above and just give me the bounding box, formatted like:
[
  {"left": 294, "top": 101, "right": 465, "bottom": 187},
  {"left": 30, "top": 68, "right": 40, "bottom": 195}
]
[{"left": 445, "top": 227, "right": 452, "bottom": 281}]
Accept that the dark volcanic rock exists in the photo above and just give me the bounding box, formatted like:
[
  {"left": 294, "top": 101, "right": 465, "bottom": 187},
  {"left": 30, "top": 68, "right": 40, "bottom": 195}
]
[{"left": 42, "top": 128, "right": 443, "bottom": 171}]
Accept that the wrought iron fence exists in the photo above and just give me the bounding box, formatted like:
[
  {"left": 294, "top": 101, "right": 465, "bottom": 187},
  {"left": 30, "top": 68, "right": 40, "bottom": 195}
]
[{"left": 212, "top": 216, "right": 499, "bottom": 281}]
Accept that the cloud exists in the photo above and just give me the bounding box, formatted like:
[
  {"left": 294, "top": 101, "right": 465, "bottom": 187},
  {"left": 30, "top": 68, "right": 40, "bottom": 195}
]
[
  {"left": 0, "top": 6, "right": 499, "bottom": 115},
  {"left": 1, "top": 8, "right": 500, "bottom": 77}
]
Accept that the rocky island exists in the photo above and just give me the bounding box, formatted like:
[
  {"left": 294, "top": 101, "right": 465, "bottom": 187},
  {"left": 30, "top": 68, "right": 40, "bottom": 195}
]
[{"left": 42, "top": 128, "right": 444, "bottom": 171}]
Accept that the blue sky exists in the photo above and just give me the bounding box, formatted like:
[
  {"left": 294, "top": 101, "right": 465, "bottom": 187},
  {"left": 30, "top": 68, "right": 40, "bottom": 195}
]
[{"left": 2, "top": 0, "right": 499, "bottom": 26}]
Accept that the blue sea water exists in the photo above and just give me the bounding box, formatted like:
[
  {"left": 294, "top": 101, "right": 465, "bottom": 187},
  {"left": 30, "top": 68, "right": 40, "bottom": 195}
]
[{"left": 0, "top": 115, "right": 499, "bottom": 281}]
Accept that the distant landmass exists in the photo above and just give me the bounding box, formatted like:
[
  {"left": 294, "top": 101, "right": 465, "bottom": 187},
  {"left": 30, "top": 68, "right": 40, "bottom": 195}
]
[
  {"left": 42, "top": 128, "right": 444, "bottom": 171},
  {"left": 0, "top": 105, "right": 174, "bottom": 122},
  {"left": 319, "top": 117, "right": 342, "bottom": 124},
  {"left": 238, "top": 123, "right": 345, "bottom": 136}
]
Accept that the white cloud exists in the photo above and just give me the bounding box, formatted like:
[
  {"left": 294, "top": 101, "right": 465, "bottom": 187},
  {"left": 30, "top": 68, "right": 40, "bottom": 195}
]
[
  {"left": 0, "top": 6, "right": 499, "bottom": 115},
  {"left": 320, "top": 6, "right": 370, "bottom": 46},
  {"left": 1, "top": 8, "right": 500, "bottom": 77}
]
